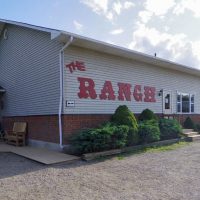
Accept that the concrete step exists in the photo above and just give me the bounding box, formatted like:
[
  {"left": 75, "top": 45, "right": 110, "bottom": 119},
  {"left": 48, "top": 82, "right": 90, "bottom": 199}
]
[
  {"left": 187, "top": 134, "right": 200, "bottom": 142},
  {"left": 182, "top": 132, "right": 199, "bottom": 137},
  {"left": 182, "top": 129, "right": 194, "bottom": 134}
]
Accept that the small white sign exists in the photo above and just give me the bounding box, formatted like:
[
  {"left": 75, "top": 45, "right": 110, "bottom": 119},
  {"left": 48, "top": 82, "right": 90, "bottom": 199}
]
[{"left": 66, "top": 100, "right": 75, "bottom": 107}]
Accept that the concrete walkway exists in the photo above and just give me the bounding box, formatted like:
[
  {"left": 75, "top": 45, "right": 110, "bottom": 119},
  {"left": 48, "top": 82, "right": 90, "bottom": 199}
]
[{"left": 0, "top": 143, "right": 79, "bottom": 165}]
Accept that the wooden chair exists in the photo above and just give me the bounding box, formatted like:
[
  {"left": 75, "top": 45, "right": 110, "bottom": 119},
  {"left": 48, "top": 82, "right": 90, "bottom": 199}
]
[{"left": 5, "top": 122, "right": 27, "bottom": 146}]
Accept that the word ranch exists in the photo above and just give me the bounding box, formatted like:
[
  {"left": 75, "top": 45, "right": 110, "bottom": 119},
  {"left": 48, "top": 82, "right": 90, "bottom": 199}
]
[{"left": 77, "top": 77, "right": 157, "bottom": 102}]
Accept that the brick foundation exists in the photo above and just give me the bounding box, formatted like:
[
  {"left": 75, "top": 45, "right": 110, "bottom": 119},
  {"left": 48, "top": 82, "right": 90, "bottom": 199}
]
[
  {"left": 2, "top": 113, "right": 200, "bottom": 145},
  {"left": 2, "top": 115, "right": 60, "bottom": 143},
  {"left": 163, "top": 114, "right": 200, "bottom": 125},
  {"left": 62, "top": 114, "right": 111, "bottom": 144},
  {"left": 1, "top": 114, "right": 111, "bottom": 144}
]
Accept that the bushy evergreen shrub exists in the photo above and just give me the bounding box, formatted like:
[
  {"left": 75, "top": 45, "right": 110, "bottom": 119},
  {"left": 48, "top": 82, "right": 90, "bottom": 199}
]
[
  {"left": 70, "top": 123, "right": 129, "bottom": 155},
  {"left": 183, "top": 117, "right": 195, "bottom": 129},
  {"left": 138, "top": 108, "right": 158, "bottom": 121},
  {"left": 111, "top": 105, "right": 138, "bottom": 145},
  {"left": 194, "top": 123, "right": 200, "bottom": 133},
  {"left": 138, "top": 120, "right": 160, "bottom": 144},
  {"left": 159, "top": 118, "right": 182, "bottom": 140}
]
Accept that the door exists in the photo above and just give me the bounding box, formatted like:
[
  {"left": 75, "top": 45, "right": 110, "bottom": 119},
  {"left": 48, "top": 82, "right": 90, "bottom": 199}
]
[{"left": 163, "top": 91, "right": 172, "bottom": 114}]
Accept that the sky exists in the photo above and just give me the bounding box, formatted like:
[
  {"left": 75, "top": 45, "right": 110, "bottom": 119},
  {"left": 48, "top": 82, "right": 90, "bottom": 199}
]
[{"left": 1, "top": 0, "right": 200, "bottom": 69}]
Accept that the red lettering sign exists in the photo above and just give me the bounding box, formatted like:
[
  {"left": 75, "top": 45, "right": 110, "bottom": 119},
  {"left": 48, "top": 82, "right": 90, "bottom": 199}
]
[
  {"left": 77, "top": 77, "right": 97, "bottom": 99},
  {"left": 66, "top": 61, "right": 86, "bottom": 73},
  {"left": 133, "top": 85, "right": 143, "bottom": 101},
  {"left": 99, "top": 81, "right": 116, "bottom": 100},
  {"left": 144, "top": 86, "right": 156, "bottom": 102},
  {"left": 118, "top": 83, "right": 132, "bottom": 101},
  {"left": 76, "top": 77, "right": 156, "bottom": 103}
]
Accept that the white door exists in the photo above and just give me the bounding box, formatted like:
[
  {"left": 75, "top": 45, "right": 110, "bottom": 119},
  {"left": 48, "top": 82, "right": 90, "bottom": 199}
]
[{"left": 163, "top": 91, "right": 172, "bottom": 114}]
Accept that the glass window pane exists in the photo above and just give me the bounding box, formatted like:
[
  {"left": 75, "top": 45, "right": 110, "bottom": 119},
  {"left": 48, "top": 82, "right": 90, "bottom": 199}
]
[
  {"left": 177, "top": 103, "right": 181, "bottom": 112},
  {"left": 177, "top": 93, "right": 181, "bottom": 102},
  {"left": 182, "top": 94, "right": 189, "bottom": 113},
  {"left": 191, "top": 94, "right": 194, "bottom": 103},
  {"left": 165, "top": 94, "right": 170, "bottom": 109},
  {"left": 191, "top": 104, "right": 194, "bottom": 113}
]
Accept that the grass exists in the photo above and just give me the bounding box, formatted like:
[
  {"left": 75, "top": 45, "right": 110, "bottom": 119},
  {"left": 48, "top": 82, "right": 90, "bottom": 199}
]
[{"left": 117, "top": 141, "right": 190, "bottom": 160}]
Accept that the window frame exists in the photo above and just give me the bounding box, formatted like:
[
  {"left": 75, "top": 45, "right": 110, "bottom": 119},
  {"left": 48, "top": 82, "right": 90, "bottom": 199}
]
[{"left": 176, "top": 92, "right": 195, "bottom": 114}]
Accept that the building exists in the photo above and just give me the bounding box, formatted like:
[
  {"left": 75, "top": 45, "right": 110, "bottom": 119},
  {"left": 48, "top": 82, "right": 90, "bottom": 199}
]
[{"left": 0, "top": 19, "right": 199, "bottom": 150}]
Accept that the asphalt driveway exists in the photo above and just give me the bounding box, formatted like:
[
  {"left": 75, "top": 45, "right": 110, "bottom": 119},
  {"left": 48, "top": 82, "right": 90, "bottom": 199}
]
[{"left": 0, "top": 142, "right": 200, "bottom": 200}]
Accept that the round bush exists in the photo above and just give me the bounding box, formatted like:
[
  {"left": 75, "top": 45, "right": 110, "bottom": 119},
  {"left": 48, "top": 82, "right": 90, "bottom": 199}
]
[
  {"left": 194, "top": 123, "right": 200, "bottom": 133},
  {"left": 138, "top": 120, "right": 160, "bottom": 144},
  {"left": 138, "top": 108, "right": 158, "bottom": 122},
  {"left": 111, "top": 105, "right": 138, "bottom": 146},
  {"left": 159, "top": 118, "right": 182, "bottom": 140},
  {"left": 183, "top": 117, "right": 195, "bottom": 129}
]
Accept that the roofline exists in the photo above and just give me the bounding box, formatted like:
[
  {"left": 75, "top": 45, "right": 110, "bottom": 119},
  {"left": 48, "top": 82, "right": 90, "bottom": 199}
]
[
  {"left": 1, "top": 18, "right": 200, "bottom": 77},
  {"left": 0, "top": 18, "right": 60, "bottom": 35},
  {"left": 54, "top": 32, "right": 200, "bottom": 77}
]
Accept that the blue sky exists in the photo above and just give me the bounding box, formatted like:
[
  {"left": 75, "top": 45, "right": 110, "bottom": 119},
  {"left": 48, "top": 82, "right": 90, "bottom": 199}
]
[{"left": 1, "top": 0, "right": 200, "bottom": 68}]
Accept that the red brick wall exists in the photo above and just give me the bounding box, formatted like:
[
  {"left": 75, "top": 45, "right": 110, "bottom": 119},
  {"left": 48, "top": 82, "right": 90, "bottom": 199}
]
[
  {"left": 2, "top": 115, "right": 59, "bottom": 143},
  {"left": 2, "top": 113, "right": 200, "bottom": 144},
  {"left": 2, "top": 114, "right": 111, "bottom": 144},
  {"left": 62, "top": 114, "right": 111, "bottom": 144}
]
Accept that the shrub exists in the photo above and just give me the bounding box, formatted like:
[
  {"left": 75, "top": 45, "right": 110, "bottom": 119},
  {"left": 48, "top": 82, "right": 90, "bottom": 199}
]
[
  {"left": 70, "top": 123, "right": 129, "bottom": 155},
  {"left": 111, "top": 105, "right": 138, "bottom": 146},
  {"left": 183, "top": 117, "right": 195, "bottom": 129},
  {"left": 138, "top": 120, "right": 160, "bottom": 144},
  {"left": 138, "top": 108, "right": 158, "bottom": 122},
  {"left": 194, "top": 123, "right": 200, "bottom": 133},
  {"left": 111, "top": 105, "right": 138, "bottom": 128},
  {"left": 111, "top": 124, "right": 129, "bottom": 149},
  {"left": 159, "top": 118, "right": 182, "bottom": 140}
]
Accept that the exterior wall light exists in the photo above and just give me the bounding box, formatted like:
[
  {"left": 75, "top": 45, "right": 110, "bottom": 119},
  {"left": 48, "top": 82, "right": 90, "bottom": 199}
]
[{"left": 158, "top": 89, "right": 163, "bottom": 96}]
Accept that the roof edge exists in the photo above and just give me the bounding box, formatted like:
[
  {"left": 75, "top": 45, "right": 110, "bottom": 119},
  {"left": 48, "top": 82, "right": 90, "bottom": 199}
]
[{"left": 1, "top": 18, "right": 200, "bottom": 77}]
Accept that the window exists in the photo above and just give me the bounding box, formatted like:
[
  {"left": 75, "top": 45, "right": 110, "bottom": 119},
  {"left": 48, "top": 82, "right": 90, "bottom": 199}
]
[
  {"left": 177, "top": 92, "right": 194, "bottom": 113},
  {"left": 165, "top": 94, "right": 170, "bottom": 109}
]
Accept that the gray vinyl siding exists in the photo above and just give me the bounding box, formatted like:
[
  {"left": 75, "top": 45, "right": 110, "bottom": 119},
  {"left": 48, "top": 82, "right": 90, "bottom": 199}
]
[
  {"left": 63, "top": 46, "right": 200, "bottom": 114},
  {"left": 0, "top": 24, "right": 62, "bottom": 116}
]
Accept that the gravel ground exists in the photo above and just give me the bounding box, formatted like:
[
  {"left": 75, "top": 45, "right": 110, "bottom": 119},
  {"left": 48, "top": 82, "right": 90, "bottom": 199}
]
[{"left": 1, "top": 142, "right": 200, "bottom": 200}]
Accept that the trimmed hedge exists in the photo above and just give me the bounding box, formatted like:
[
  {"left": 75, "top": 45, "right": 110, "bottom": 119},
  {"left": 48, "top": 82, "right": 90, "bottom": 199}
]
[
  {"left": 159, "top": 118, "right": 182, "bottom": 140},
  {"left": 138, "top": 120, "right": 160, "bottom": 144},
  {"left": 111, "top": 105, "right": 138, "bottom": 146},
  {"left": 183, "top": 117, "right": 195, "bottom": 129},
  {"left": 70, "top": 123, "right": 129, "bottom": 155},
  {"left": 194, "top": 123, "right": 200, "bottom": 133},
  {"left": 138, "top": 108, "right": 158, "bottom": 122}
]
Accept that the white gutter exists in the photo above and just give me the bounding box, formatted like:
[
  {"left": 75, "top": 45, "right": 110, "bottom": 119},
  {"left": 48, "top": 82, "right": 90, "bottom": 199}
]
[{"left": 59, "top": 36, "right": 74, "bottom": 149}]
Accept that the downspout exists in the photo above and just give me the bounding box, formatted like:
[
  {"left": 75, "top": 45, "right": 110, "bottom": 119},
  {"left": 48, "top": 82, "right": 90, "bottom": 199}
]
[{"left": 59, "top": 36, "right": 74, "bottom": 149}]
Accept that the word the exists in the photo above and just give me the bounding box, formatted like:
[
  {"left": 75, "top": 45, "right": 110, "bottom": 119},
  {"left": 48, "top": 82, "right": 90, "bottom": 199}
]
[{"left": 66, "top": 61, "right": 86, "bottom": 73}]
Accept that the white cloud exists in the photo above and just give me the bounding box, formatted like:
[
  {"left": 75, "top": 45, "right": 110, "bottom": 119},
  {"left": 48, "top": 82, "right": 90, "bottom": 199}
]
[
  {"left": 124, "top": 1, "right": 135, "bottom": 9},
  {"left": 138, "top": 11, "right": 153, "bottom": 23},
  {"left": 110, "top": 28, "right": 124, "bottom": 35},
  {"left": 113, "top": 1, "right": 122, "bottom": 15},
  {"left": 144, "top": 0, "right": 176, "bottom": 16},
  {"left": 138, "top": 0, "right": 175, "bottom": 24},
  {"left": 164, "top": 26, "right": 170, "bottom": 32},
  {"left": 193, "top": 41, "right": 200, "bottom": 58},
  {"left": 81, "top": 0, "right": 108, "bottom": 14},
  {"left": 106, "top": 12, "right": 113, "bottom": 21},
  {"left": 81, "top": 0, "right": 135, "bottom": 21},
  {"left": 73, "top": 20, "right": 83, "bottom": 31},
  {"left": 129, "top": 23, "right": 200, "bottom": 68},
  {"left": 173, "top": 0, "right": 200, "bottom": 18},
  {"left": 81, "top": 0, "right": 115, "bottom": 21}
]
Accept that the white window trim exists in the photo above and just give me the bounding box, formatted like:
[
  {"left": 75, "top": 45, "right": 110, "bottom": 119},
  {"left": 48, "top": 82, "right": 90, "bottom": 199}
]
[{"left": 176, "top": 91, "right": 195, "bottom": 114}]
